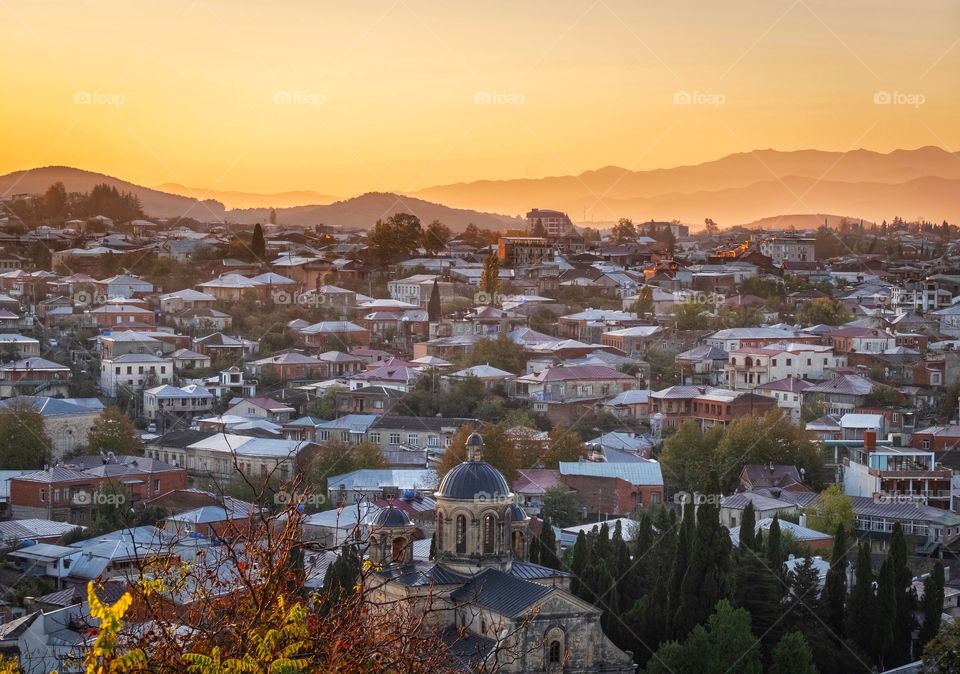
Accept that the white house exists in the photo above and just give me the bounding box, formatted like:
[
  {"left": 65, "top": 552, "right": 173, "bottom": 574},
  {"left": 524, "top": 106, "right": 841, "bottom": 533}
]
[
  {"left": 100, "top": 353, "right": 174, "bottom": 396},
  {"left": 94, "top": 274, "right": 154, "bottom": 299}
]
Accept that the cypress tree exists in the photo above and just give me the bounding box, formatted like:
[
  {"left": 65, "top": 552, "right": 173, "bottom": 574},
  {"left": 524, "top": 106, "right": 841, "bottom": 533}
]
[
  {"left": 429, "top": 532, "right": 436, "bottom": 561},
  {"left": 667, "top": 501, "right": 696, "bottom": 634},
  {"left": 822, "top": 524, "right": 848, "bottom": 637},
  {"left": 673, "top": 496, "right": 733, "bottom": 641},
  {"left": 765, "top": 515, "right": 783, "bottom": 572},
  {"left": 874, "top": 558, "right": 897, "bottom": 668},
  {"left": 890, "top": 522, "right": 916, "bottom": 664},
  {"left": 569, "top": 531, "right": 588, "bottom": 597},
  {"left": 251, "top": 222, "right": 266, "bottom": 259},
  {"left": 538, "top": 517, "right": 560, "bottom": 569},
  {"left": 739, "top": 501, "right": 756, "bottom": 551},
  {"left": 846, "top": 543, "right": 875, "bottom": 654},
  {"left": 919, "top": 561, "right": 945, "bottom": 648},
  {"left": 427, "top": 278, "right": 441, "bottom": 322},
  {"left": 733, "top": 550, "right": 782, "bottom": 647}
]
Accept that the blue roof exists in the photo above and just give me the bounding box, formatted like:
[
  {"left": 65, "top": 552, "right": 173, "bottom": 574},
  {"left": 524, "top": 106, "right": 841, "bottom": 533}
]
[
  {"left": 315, "top": 414, "right": 379, "bottom": 432},
  {"left": 326, "top": 468, "right": 437, "bottom": 492},
  {"left": 558, "top": 461, "right": 663, "bottom": 486}
]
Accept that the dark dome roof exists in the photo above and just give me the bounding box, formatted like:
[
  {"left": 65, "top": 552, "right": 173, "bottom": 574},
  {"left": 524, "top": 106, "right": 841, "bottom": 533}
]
[
  {"left": 370, "top": 505, "right": 412, "bottom": 528},
  {"left": 509, "top": 503, "right": 529, "bottom": 521},
  {"left": 437, "top": 461, "right": 510, "bottom": 500}
]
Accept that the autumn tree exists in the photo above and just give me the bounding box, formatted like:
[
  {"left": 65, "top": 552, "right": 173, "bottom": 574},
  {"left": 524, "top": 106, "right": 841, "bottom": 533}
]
[
  {"left": 0, "top": 404, "right": 52, "bottom": 470},
  {"left": 86, "top": 406, "right": 140, "bottom": 455},
  {"left": 633, "top": 285, "right": 654, "bottom": 318},
  {"left": 480, "top": 253, "right": 500, "bottom": 303},
  {"left": 611, "top": 218, "right": 637, "bottom": 242}
]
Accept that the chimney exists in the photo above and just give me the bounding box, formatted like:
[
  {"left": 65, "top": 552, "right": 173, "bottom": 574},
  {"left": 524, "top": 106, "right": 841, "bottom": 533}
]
[
  {"left": 799, "top": 513, "right": 807, "bottom": 528},
  {"left": 864, "top": 430, "right": 877, "bottom": 451}
]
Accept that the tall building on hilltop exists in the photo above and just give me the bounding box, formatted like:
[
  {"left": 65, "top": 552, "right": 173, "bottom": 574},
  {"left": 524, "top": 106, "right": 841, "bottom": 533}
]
[
  {"left": 526, "top": 209, "right": 574, "bottom": 237},
  {"left": 365, "top": 432, "right": 635, "bottom": 672}
]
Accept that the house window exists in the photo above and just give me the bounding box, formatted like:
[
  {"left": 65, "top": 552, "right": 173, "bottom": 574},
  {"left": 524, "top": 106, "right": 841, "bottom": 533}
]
[
  {"left": 389, "top": 433, "right": 401, "bottom": 445},
  {"left": 407, "top": 434, "right": 419, "bottom": 446},
  {"left": 483, "top": 514, "right": 495, "bottom": 554},
  {"left": 428, "top": 435, "right": 440, "bottom": 447},
  {"left": 369, "top": 433, "right": 381, "bottom": 444},
  {"left": 455, "top": 515, "right": 466, "bottom": 554},
  {"left": 549, "top": 641, "right": 561, "bottom": 663},
  {"left": 922, "top": 440, "right": 931, "bottom": 449}
]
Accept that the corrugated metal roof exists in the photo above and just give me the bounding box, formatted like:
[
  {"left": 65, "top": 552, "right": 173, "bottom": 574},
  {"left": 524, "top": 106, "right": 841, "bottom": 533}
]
[{"left": 558, "top": 461, "right": 663, "bottom": 486}]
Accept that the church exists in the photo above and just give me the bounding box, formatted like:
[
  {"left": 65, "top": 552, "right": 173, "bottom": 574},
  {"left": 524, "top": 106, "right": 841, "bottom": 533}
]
[{"left": 364, "top": 432, "right": 635, "bottom": 672}]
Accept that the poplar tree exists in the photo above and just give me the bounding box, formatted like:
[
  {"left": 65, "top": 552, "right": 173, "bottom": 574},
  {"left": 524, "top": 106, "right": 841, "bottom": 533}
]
[
  {"left": 822, "top": 524, "right": 848, "bottom": 636},
  {"left": 874, "top": 558, "right": 897, "bottom": 668}
]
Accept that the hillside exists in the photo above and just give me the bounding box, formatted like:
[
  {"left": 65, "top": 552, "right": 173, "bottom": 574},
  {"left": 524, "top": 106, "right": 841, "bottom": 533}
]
[
  {"left": 0, "top": 166, "right": 226, "bottom": 220},
  {"left": 412, "top": 146, "right": 960, "bottom": 226},
  {"left": 156, "top": 183, "right": 337, "bottom": 210},
  {"left": 227, "top": 192, "right": 524, "bottom": 231}
]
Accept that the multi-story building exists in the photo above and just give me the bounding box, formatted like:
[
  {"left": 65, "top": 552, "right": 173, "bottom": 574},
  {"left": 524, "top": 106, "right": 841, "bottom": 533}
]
[
  {"left": 843, "top": 437, "right": 952, "bottom": 510},
  {"left": 649, "top": 385, "right": 778, "bottom": 430},
  {"left": 0, "top": 357, "right": 72, "bottom": 398},
  {"left": 143, "top": 384, "right": 215, "bottom": 423},
  {"left": 99, "top": 353, "right": 174, "bottom": 396},
  {"left": 724, "top": 342, "right": 846, "bottom": 390},
  {"left": 526, "top": 208, "right": 574, "bottom": 237},
  {"left": 829, "top": 327, "right": 897, "bottom": 354},
  {"left": 757, "top": 235, "right": 816, "bottom": 265},
  {"left": 387, "top": 275, "right": 453, "bottom": 306},
  {"left": 497, "top": 237, "right": 552, "bottom": 267}
]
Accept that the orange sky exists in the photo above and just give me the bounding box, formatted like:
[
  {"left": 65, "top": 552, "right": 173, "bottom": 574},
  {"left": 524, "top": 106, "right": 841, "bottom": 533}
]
[{"left": 1, "top": 0, "right": 958, "bottom": 197}]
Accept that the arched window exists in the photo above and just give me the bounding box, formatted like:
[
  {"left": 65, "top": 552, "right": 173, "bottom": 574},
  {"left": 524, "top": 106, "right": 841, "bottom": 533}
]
[
  {"left": 391, "top": 537, "right": 406, "bottom": 563},
  {"left": 455, "top": 515, "right": 466, "bottom": 554},
  {"left": 483, "top": 514, "right": 495, "bottom": 554},
  {"left": 549, "top": 640, "right": 561, "bottom": 663},
  {"left": 512, "top": 530, "right": 524, "bottom": 558}
]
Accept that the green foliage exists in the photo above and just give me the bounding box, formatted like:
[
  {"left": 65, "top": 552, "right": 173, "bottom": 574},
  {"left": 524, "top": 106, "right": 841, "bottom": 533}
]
[
  {"left": 920, "top": 562, "right": 945, "bottom": 647},
  {"left": 367, "top": 213, "right": 423, "bottom": 266},
  {"left": 924, "top": 614, "right": 960, "bottom": 673},
  {"left": 480, "top": 253, "right": 500, "bottom": 300},
  {"left": 633, "top": 285, "right": 654, "bottom": 318},
  {"left": 421, "top": 220, "right": 451, "bottom": 256},
  {"left": 647, "top": 600, "right": 762, "bottom": 674},
  {"left": 769, "top": 631, "right": 818, "bottom": 674},
  {"left": 611, "top": 218, "right": 637, "bottom": 242},
  {"left": 458, "top": 334, "right": 527, "bottom": 374},
  {"left": 846, "top": 543, "right": 874, "bottom": 654},
  {"left": 822, "top": 524, "right": 848, "bottom": 637},
  {"left": 0, "top": 404, "right": 52, "bottom": 470},
  {"left": 86, "top": 406, "right": 140, "bottom": 455},
  {"left": 673, "top": 301, "right": 710, "bottom": 330},
  {"left": 309, "top": 440, "right": 388, "bottom": 503},
  {"left": 541, "top": 485, "right": 578, "bottom": 527},
  {"left": 797, "top": 297, "right": 852, "bottom": 326},
  {"left": 659, "top": 421, "right": 724, "bottom": 495},
  {"left": 806, "top": 484, "right": 856, "bottom": 535}
]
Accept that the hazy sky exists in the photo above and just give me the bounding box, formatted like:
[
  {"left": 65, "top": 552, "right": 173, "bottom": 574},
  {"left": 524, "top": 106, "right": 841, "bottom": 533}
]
[{"left": 2, "top": 0, "right": 958, "bottom": 196}]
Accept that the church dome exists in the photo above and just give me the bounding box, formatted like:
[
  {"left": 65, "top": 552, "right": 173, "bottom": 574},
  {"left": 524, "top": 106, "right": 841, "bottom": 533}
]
[
  {"left": 437, "top": 461, "right": 510, "bottom": 500},
  {"left": 509, "top": 503, "right": 529, "bottom": 521},
  {"left": 370, "top": 505, "right": 412, "bottom": 528}
]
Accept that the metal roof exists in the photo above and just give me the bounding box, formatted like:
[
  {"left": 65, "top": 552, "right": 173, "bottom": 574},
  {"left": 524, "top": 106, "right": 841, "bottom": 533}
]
[{"left": 558, "top": 461, "right": 663, "bottom": 486}]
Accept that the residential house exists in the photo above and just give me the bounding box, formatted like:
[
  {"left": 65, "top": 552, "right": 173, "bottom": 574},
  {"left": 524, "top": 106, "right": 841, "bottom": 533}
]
[
  {"left": 0, "top": 397, "right": 103, "bottom": 459},
  {"left": 225, "top": 396, "right": 296, "bottom": 423},
  {"left": 86, "top": 304, "right": 156, "bottom": 328},
  {"left": 143, "top": 384, "right": 215, "bottom": 424},
  {"left": 99, "top": 354, "right": 174, "bottom": 396},
  {"left": 0, "top": 357, "right": 72, "bottom": 398},
  {"left": 558, "top": 461, "right": 664, "bottom": 517},
  {"left": 94, "top": 274, "right": 153, "bottom": 299}
]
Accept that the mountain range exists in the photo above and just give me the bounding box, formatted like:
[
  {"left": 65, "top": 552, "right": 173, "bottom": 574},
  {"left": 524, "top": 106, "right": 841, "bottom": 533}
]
[{"left": 2, "top": 146, "right": 958, "bottom": 230}]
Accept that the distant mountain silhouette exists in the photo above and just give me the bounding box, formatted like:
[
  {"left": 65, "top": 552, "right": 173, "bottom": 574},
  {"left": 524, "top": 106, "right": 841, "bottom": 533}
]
[
  {"left": 412, "top": 146, "right": 960, "bottom": 226},
  {"left": 228, "top": 192, "right": 523, "bottom": 231},
  {"left": 0, "top": 166, "right": 225, "bottom": 220},
  {"left": 156, "top": 183, "right": 337, "bottom": 210}
]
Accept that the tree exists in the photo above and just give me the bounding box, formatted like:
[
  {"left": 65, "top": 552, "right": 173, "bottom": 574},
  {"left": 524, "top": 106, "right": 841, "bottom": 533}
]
[
  {"left": 739, "top": 501, "right": 757, "bottom": 551},
  {"left": 611, "top": 218, "right": 636, "bottom": 242},
  {"left": 367, "top": 213, "right": 423, "bottom": 266},
  {"left": 269, "top": 208, "right": 277, "bottom": 225},
  {"left": 920, "top": 562, "right": 945, "bottom": 647},
  {"left": 309, "top": 440, "right": 387, "bottom": 503},
  {"left": 480, "top": 253, "right": 500, "bottom": 303},
  {"left": 715, "top": 411, "right": 825, "bottom": 492},
  {"left": 846, "top": 543, "right": 874, "bottom": 654},
  {"left": 765, "top": 514, "right": 783, "bottom": 571},
  {"left": 769, "top": 632, "right": 817, "bottom": 674},
  {"left": 541, "top": 485, "right": 578, "bottom": 527},
  {"left": 924, "top": 615, "right": 960, "bottom": 673},
  {"left": 807, "top": 484, "right": 856, "bottom": 535},
  {"left": 426, "top": 279, "right": 442, "bottom": 322},
  {"left": 458, "top": 334, "right": 527, "bottom": 374},
  {"left": 86, "top": 406, "right": 140, "bottom": 455},
  {"left": 544, "top": 428, "right": 584, "bottom": 467},
  {"left": 673, "top": 301, "right": 710, "bottom": 330},
  {"left": 569, "top": 531, "right": 589, "bottom": 597},
  {"left": 659, "top": 421, "right": 723, "bottom": 495},
  {"left": 421, "top": 220, "right": 451, "bottom": 255},
  {"left": 43, "top": 181, "right": 68, "bottom": 220},
  {"left": 531, "top": 218, "right": 547, "bottom": 237},
  {"left": 647, "top": 600, "right": 762, "bottom": 674},
  {"left": 874, "top": 558, "right": 897, "bottom": 668},
  {"left": 535, "top": 516, "right": 561, "bottom": 569},
  {"left": 890, "top": 522, "right": 917, "bottom": 665},
  {"left": 633, "top": 285, "right": 654, "bottom": 318},
  {"left": 673, "top": 491, "right": 733, "bottom": 641},
  {"left": 797, "top": 297, "right": 852, "bottom": 326},
  {"left": 822, "top": 524, "right": 848, "bottom": 637},
  {"left": 703, "top": 218, "right": 719, "bottom": 235},
  {"left": 251, "top": 223, "right": 266, "bottom": 259},
  {"left": 0, "top": 404, "right": 52, "bottom": 470},
  {"left": 435, "top": 425, "right": 518, "bottom": 484}
]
